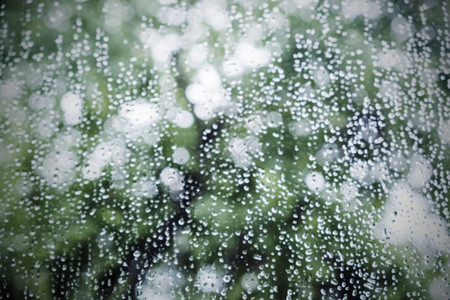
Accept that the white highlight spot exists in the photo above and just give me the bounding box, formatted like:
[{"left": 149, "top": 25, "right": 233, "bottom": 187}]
[
  {"left": 235, "top": 42, "right": 271, "bottom": 69},
  {"left": 305, "top": 171, "right": 325, "bottom": 192},
  {"left": 82, "top": 140, "right": 126, "bottom": 181},
  {"left": 313, "top": 68, "right": 330, "bottom": 87},
  {"left": 240, "top": 273, "right": 258, "bottom": 291},
  {"left": 438, "top": 119, "right": 450, "bottom": 144},
  {"left": 222, "top": 57, "right": 245, "bottom": 77},
  {"left": 376, "top": 49, "right": 410, "bottom": 71},
  {"left": 391, "top": 15, "right": 415, "bottom": 43},
  {"left": 407, "top": 154, "right": 432, "bottom": 189},
  {"left": 186, "top": 64, "right": 229, "bottom": 120},
  {"left": 266, "top": 111, "right": 283, "bottom": 128},
  {"left": 186, "top": 44, "right": 208, "bottom": 69},
  {"left": 160, "top": 167, "right": 183, "bottom": 192},
  {"left": 228, "top": 136, "right": 261, "bottom": 168},
  {"left": 29, "top": 94, "right": 55, "bottom": 111},
  {"left": 172, "top": 109, "right": 195, "bottom": 128},
  {"left": 172, "top": 147, "right": 190, "bottom": 165},
  {"left": 196, "top": 64, "right": 222, "bottom": 89},
  {"left": 133, "top": 180, "right": 158, "bottom": 198},
  {"left": 119, "top": 99, "right": 161, "bottom": 129},
  {"left": 61, "top": 92, "right": 84, "bottom": 125},
  {"left": 289, "top": 120, "right": 311, "bottom": 137},
  {"left": 349, "top": 160, "right": 370, "bottom": 183},
  {"left": 157, "top": 6, "right": 186, "bottom": 26},
  {"left": 195, "top": 265, "right": 223, "bottom": 293},
  {"left": 342, "top": 0, "right": 381, "bottom": 20},
  {"left": 41, "top": 149, "right": 77, "bottom": 189},
  {"left": 142, "top": 30, "right": 182, "bottom": 64},
  {"left": 0, "top": 80, "right": 21, "bottom": 100},
  {"left": 375, "top": 181, "right": 450, "bottom": 254},
  {"left": 202, "top": 2, "right": 229, "bottom": 32}
]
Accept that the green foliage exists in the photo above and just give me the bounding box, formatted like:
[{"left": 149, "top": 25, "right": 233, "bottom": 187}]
[{"left": 0, "top": 0, "right": 449, "bottom": 299}]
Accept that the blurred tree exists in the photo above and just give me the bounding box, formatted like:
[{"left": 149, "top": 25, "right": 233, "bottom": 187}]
[{"left": 0, "top": 0, "right": 449, "bottom": 299}]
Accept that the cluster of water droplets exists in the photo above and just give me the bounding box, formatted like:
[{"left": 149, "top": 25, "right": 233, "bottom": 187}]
[{"left": 0, "top": 0, "right": 448, "bottom": 299}]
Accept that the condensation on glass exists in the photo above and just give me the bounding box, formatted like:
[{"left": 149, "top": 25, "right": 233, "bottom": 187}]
[{"left": 0, "top": 0, "right": 448, "bottom": 299}]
